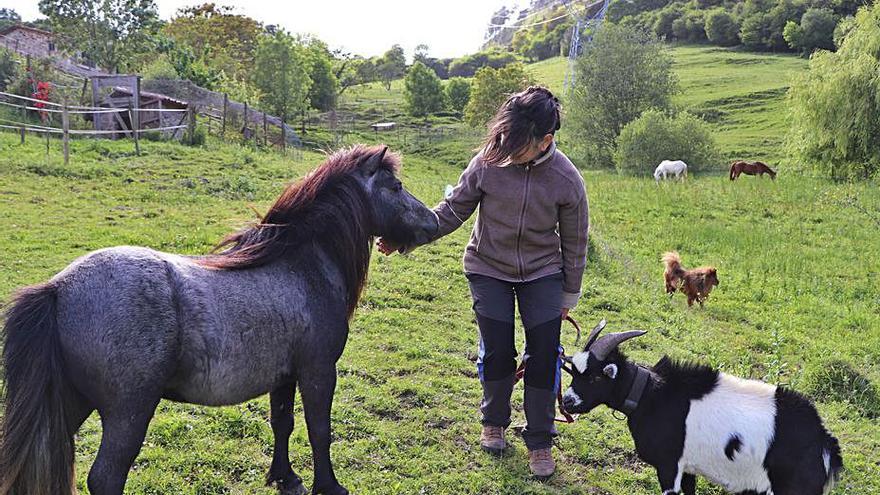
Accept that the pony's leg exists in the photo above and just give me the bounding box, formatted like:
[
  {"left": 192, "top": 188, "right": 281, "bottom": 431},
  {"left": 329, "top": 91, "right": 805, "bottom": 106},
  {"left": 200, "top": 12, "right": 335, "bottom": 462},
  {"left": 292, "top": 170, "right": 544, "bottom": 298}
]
[
  {"left": 87, "top": 401, "right": 159, "bottom": 495},
  {"left": 267, "top": 383, "right": 308, "bottom": 495},
  {"left": 299, "top": 365, "right": 348, "bottom": 495}
]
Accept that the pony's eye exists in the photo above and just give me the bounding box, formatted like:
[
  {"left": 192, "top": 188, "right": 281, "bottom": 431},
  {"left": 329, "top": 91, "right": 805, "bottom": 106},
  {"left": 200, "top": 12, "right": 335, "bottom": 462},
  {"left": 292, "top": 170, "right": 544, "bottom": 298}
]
[{"left": 393, "top": 182, "right": 402, "bottom": 192}]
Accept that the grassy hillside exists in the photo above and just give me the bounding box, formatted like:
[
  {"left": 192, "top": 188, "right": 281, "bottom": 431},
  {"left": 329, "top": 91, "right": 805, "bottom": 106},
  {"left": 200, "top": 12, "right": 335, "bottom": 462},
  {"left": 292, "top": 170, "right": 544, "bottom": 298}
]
[
  {"left": 528, "top": 45, "right": 808, "bottom": 164},
  {"left": 0, "top": 45, "right": 877, "bottom": 494}
]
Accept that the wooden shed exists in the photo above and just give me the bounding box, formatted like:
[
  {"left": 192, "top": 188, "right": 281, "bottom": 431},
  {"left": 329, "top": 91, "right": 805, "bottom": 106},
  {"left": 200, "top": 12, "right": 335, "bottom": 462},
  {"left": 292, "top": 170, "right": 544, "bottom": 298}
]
[{"left": 90, "top": 75, "right": 189, "bottom": 139}]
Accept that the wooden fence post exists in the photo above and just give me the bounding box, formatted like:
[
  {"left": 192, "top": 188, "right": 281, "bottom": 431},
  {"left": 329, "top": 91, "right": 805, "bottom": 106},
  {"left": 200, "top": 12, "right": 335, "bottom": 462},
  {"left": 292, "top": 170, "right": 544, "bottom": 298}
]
[
  {"left": 129, "top": 102, "right": 140, "bottom": 156},
  {"left": 243, "top": 102, "right": 249, "bottom": 143},
  {"left": 187, "top": 105, "right": 196, "bottom": 144},
  {"left": 62, "top": 102, "right": 70, "bottom": 165},
  {"left": 263, "top": 112, "right": 268, "bottom": 147},
  {"left": 19, "top": 103, "right": 25, "bottom": 144},
  {"left": 280, "top": 117, "right": 286, "bottom": 153},
  {"left": 222, "top": 93, "right": 228, "bottom": 138}
]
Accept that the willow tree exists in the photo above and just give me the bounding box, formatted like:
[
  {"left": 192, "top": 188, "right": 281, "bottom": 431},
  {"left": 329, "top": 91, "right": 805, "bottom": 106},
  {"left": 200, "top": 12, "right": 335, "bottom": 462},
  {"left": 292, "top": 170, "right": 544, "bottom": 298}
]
[{"left": 786, "top": 3, "right": 880, "bottom": 180}]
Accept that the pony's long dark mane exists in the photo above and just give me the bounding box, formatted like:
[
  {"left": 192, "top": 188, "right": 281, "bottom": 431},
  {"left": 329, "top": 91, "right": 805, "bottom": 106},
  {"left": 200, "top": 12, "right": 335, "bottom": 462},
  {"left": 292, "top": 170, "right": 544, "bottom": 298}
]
[{"left": 198, "top": 144, "right": 400, "bottom": 317}]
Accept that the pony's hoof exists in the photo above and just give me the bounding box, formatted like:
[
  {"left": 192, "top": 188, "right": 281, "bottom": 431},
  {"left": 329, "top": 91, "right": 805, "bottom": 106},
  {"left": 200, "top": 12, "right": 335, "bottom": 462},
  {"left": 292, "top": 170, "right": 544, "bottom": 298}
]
[
  {"left": 275, "top": 474, "right": 308, "bottom": 495},
  {"left": 312, "top": 484, "right": 349, "bottom": 495},
  {"left": 281, "top": 482, "right": 309, "bottom": 495}
]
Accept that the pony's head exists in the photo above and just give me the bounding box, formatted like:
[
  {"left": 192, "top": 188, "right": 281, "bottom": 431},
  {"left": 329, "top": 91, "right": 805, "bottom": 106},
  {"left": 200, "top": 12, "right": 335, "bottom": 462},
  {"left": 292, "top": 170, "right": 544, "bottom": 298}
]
[{"left": 353, "top": 146, "right": 438, "bottom": 246}]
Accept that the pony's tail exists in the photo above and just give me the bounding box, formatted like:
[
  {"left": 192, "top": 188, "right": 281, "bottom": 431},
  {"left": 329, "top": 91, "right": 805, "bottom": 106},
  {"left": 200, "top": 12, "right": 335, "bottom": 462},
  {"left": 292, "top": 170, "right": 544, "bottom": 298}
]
[
  {"left": 729, "top": 162, "right": 736, "bottom": 180},
  {"left": 821, "top": 430, "right": 843, "bottom": 495},
  {"left": 661, "top": 251, "right": 685, "bottom": 278},
  {"left": 0, "top": 283, "right": 76, "bottom": 495}
]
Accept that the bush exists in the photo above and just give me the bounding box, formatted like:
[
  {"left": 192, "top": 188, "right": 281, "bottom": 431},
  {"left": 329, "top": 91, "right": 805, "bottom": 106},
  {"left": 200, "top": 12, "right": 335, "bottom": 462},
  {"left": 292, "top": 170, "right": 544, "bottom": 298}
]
[
  {"left": 705, "top": 10, "right": 741, "bottom": 46},
  {"left": 404, "top": 61, "right": 446, "bottom": 117},
  {"left": 182, "top": 125, "right": 207, "bottom": 147},
  {"left": 566, "top": 23, "right": 677, "bottom": 168},
  {"left": 672, "top": 9, "right": 707, "bottom": 41},
  {"left": 784, "top": 8, "right": 837, "bottom": 53},
  {"left": 614, "top": 109, "right": 720, "bottom": 175},
  {"left": 654, "top": 5, "right": 684, "bottom": 39},
  {"left": 786, "top": 2, "right": 880, "bottom": 180},
  {"left": 445, "top": 77, "right": 471, "bottom": 116},
  {"left": 448, "top": 49, "right": 519, "bottom": 78},
  {"left": 0, "top": 47, "right": 18, "bottom": 91}
]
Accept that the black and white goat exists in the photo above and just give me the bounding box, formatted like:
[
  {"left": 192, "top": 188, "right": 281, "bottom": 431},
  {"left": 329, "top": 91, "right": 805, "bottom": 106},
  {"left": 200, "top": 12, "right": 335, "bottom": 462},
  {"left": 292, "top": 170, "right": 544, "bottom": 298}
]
[{"left": 561, "top": 320, "right": 843, "bottom": 495}]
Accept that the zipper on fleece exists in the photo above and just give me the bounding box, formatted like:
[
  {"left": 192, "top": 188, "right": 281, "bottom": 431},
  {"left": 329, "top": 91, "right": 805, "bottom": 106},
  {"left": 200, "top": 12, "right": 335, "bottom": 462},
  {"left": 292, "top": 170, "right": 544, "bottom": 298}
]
[{"left": 515, "top": 164, "right": 532, "bottom": 281}]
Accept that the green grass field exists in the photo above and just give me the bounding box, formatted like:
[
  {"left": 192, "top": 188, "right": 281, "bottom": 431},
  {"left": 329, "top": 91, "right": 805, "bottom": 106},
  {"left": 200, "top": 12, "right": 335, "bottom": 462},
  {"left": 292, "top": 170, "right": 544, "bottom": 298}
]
[
  {"left": 1, "top": 45, "right": 878, "bottom": 494},
  {"left": 529, "top": 45, "right": 808, "bottom": 164}
]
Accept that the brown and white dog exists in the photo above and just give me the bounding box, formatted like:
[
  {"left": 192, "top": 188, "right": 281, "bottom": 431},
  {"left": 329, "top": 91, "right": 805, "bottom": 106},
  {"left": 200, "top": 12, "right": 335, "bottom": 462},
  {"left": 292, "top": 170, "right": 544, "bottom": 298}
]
[{"left": 662, "top": 251, "right": 719, "bottom": 307}]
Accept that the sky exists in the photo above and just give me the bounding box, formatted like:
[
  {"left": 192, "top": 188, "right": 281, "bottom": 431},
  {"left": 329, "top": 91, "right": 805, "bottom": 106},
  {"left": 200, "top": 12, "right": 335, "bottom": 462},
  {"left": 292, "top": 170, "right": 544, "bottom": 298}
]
[{"left": 4, "top": 0, "right": 533, "bottom": 59}]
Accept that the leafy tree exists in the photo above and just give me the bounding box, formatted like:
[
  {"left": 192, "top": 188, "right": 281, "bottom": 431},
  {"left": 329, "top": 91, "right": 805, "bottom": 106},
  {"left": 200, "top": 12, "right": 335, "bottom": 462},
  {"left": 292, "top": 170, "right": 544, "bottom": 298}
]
[
  {"left": 0, "top": 8, "right": 21, "bottom": 31},
  {"left": 445, "top": 77, "right": 471, "bottom": 116},
  {"left": 614, "top": 109, "right": 720, "bottom": 174},
  {"left": 253, "top": 30, "right": 311, "bottom": 121},
  {"left": 784, "top": 8, "right": 837, "bottom": 53},
  {"left": 413, "top": 43, "right": 430, "bottom": 65},
  {"left": 463, "top": 62, "right": 533, "bottom": 128},
  {"left": 786, "top": 2, "right": 880, "bottom": 179},
  {"left": 304, "top": 37, "right": 338, "bottom": 111},
  {"left": 38, "top": 0, "right": 160, "bottom": 72},
  {"left": 740, "top": 12, "right": 771, "bottom": 49},
  {"left": 705, "top": 10, "right": 741, "bottom": 46},
  {"left": 162, "top": 3, "right": 262, "bottom": 82},
  {"left": 155, "top": 36, "right": 224, "bottom": 89},
  {"left": 377, "top": 44, "right": 406, "bottom": 90},
  {"left": 566, "top": 23, "right": 677, "bottom": 168},
  {"left": 403, "top": 61, "right": 445, "bottom": 117}
]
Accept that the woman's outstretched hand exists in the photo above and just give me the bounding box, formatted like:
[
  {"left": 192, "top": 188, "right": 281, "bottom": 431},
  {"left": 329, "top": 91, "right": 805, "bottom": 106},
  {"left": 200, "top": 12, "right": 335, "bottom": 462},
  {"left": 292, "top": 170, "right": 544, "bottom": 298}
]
[{"left": 376, "top": 237, "right": 402, "bottom": 256}]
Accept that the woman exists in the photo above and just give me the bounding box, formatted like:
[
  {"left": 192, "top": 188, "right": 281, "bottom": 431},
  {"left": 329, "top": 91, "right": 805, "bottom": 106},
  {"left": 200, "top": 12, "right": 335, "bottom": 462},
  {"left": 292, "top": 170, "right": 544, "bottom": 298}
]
[{"left": 378, "top": 86, "right": 589, "bottom": 478}]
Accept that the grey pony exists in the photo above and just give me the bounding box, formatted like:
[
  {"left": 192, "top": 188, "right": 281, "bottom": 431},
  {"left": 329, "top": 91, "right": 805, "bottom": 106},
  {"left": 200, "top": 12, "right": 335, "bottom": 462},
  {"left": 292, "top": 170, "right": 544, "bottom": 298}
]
[{"left": 0, "top": 145, "right": 438, "bottom": 495}]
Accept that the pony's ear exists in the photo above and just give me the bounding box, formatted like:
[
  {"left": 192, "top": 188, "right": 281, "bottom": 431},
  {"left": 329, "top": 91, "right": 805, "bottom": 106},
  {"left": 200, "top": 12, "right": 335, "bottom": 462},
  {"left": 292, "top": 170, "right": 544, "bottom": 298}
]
[{"left": 364, "top": 146, "right": 388, "bottom": 175}]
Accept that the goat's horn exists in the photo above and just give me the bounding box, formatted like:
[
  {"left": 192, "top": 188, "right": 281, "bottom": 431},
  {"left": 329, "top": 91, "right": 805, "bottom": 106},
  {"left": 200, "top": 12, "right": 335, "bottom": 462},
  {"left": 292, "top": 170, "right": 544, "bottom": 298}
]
[
  {"left": 590, "top": 330, "right": 647, "bottom": 361},
  {"left": 583, "top": 319, "right": 607, "bottom": 351}
]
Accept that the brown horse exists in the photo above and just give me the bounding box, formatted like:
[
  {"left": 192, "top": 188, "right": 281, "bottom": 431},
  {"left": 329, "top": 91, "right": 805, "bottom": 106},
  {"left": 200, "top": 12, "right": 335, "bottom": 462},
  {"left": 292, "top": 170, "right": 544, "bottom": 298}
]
[{"left": 729, "top": 160, "right": 777, "bottom": 180}]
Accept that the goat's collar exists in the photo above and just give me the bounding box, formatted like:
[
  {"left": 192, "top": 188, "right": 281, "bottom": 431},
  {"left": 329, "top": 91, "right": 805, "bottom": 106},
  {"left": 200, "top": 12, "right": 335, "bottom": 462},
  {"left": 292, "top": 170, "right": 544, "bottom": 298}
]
[{"left": 620, "top": 363, "right": 651, "bottom": 416}]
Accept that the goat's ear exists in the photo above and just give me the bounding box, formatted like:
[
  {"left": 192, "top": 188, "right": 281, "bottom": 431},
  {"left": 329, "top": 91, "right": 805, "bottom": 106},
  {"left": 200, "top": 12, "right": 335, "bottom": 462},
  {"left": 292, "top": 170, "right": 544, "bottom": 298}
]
[
  {"left": 364, "top": 146, "right": 388, "bottom": 175},
  {"left": 603, "top": 363, "right": 618, "bottom": 379}
]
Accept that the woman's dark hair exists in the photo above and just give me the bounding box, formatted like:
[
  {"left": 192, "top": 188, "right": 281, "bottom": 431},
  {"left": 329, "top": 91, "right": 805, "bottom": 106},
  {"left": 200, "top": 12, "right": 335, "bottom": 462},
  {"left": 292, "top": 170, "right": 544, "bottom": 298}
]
[{"left": 481, "top": 86, "right": 561, "bottom": 166}]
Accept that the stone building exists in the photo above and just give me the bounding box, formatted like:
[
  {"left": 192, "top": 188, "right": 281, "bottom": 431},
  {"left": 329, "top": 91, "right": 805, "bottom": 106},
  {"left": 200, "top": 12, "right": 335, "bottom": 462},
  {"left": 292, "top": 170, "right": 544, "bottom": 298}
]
[{"left": 0, "top": 25, "right": 56, "bottom": 59}]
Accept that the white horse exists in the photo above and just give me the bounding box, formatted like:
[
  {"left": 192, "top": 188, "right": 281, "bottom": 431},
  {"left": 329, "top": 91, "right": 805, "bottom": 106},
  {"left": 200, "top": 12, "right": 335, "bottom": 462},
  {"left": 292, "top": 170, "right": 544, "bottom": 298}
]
[{"left": 654, "top": 160, "right": 688, "bottom": 182}]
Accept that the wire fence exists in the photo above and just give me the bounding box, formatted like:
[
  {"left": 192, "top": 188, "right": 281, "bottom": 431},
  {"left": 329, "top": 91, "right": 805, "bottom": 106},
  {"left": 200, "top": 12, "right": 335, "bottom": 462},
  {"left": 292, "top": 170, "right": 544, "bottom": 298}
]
[{"left": 0, "top": 90, "right": 192, "bottom": 164}]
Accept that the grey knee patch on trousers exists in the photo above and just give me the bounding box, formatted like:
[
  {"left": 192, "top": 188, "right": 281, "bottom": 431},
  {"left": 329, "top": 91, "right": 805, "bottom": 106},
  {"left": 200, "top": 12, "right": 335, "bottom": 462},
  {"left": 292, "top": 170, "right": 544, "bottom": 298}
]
[
  {"left": 480, "top": 374, "right": 515, "bottom": 428},
  {"left": 521, "top": 385, "right": 558, "bottom": 451}
]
